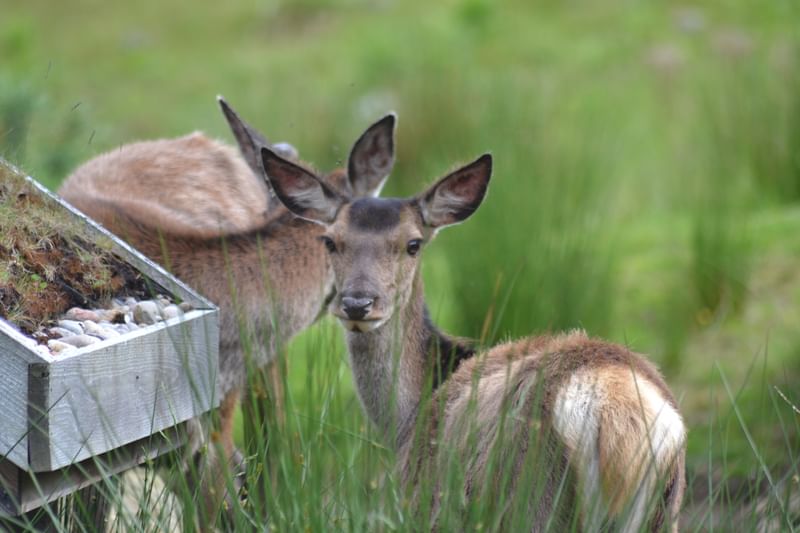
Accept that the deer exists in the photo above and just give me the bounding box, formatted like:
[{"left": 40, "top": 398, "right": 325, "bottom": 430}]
[
  {"left": 58, "top": 99, "right": 397, "bottom": 518},
  {"left": 259, "top": 147, "right": 687, "bottom": 531}
]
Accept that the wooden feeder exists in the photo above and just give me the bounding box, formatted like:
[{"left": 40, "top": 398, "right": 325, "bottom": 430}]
[{"left": 0, "top": 160, "right": 219, "bottom": 515}]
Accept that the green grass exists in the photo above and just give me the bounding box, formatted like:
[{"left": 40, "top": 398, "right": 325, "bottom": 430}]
[{"left": 2, "top": 0, "right": 800, "bottom": 529}]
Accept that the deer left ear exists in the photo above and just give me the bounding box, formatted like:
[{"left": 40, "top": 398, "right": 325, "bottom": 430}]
[
  {"left": 417, "top": 154, "right": 492, "bottom": 229},
  {"left": 261, "top": 147, "right": 344, "bottom": 224},
  {"left": 347, "top": 113, "right": 396, "bottom": 198}
]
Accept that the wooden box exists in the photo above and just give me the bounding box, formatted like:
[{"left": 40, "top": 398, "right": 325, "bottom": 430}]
[{"left": 0, "top": 162, "right": 219, "bottom": 514}]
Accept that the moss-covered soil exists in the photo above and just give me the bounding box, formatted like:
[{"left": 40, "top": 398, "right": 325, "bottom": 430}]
[{"left": 0, "top": 160, "right": 157, "bottom": 335}]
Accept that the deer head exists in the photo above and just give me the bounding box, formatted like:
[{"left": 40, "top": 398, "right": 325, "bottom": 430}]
[{"left": 261, "top": 147, "right": 492, "bottom": 333}]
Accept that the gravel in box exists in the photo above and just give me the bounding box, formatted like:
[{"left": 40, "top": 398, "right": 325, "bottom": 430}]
[{"left": 37, "top": 296, "right": 195, "bottom": 356}]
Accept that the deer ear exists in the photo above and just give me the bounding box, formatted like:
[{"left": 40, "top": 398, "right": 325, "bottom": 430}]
[
  {"left": 260, "top": 147, "right": 344, "bottom": 224},
  {"left": 217, "top": 96, "right": 271, "bottom": 176},
  {"left": 347, "top": 113, "right": 396, "bottom": 198},
  {"left": 417, "top": 154, "right": 492, "bottom": 229}
]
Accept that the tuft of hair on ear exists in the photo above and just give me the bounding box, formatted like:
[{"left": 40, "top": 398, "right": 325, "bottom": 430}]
[
  {"left": 347, "top": 112, "right": 397, "bottom": 198},
  {"left": 418, "top": 153, "right": 492, "bottom": 230},
  {"left": 260, "top": 146, "right": 344, "bottom": 224}
]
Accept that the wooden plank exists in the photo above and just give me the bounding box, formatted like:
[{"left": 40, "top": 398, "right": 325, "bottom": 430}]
[
  {"left": 0, "top": 330, "right": 36, "bottom": 468},
  {"left": 29, "top": 310, "right": 219, "bottom": 472},
  {"left": 26, "top": 364, "right": 51, "bottom": 476},
  {"left": 0, "top": 423, "right": 186, "bottom": 516}
]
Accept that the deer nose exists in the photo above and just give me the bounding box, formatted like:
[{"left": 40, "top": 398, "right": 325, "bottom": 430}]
[{"left": 341, "top": 296, "right": 374, "bottom": 320}]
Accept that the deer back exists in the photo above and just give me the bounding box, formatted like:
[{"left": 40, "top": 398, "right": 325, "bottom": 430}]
[{"left": 59, "top": 132, "right": 273, "bottom": 239}]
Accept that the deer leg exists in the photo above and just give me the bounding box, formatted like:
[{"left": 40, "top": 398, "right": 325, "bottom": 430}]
[
  {"left": 216, "top": 386, "right": 241, "bottom": 459},
  {"left": 191, "top": 387, "right": 244, "bottom": 530}
]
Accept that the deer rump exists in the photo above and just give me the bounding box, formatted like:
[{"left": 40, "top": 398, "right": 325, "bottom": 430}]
[{"left": 396, "top": 331, "right": 685, "bottom": 531}]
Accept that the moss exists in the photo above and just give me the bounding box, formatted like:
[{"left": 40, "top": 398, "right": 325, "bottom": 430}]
[{"left": 0, "top": 159, "right": 155, "bottom": 333}]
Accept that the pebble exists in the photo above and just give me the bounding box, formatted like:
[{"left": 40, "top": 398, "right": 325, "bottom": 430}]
[
  {"left": 48, "top": 339, "right": 76, "bottom": 354},
  {"left": 65, "top": 307, "right": 101, "bottom": 322},
  {"left": 133, "top": 301, "right": 161, "bottom": 325},
  {"left": 48, "top": 327, "right": 74, "bottom": 338},
  {"left": 179, "top": 302, "right": 194, "bottom": 313},
  {"left": 83, "top": 320, "right": 120, "bottom": 340},
  {"left": 97, "top": 308, "right": 126, "bottom": 323},
  {"left": 161, "top": 304, "right": 181, "bottom": 320},
  {"left": 31, "top": 328, "right": 48, "bottom": 341},
  {"left": 59, "top": 334, "right": 101, "bottom": 348},
  {"left": 57, "top": 320, "right": 84, "bottom": 335}
]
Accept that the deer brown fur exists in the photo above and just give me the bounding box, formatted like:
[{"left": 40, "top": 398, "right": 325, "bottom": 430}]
[
  {"left": 260, "top": 148, "right": 687, "bottom": 531},
  {"left": 58, "top": 99, "right": 305, "bottom": 239},
  {"left": 58, "top": 100, "right": 397, "bottom": 514}
]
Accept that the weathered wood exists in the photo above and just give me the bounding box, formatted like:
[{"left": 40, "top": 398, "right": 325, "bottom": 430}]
[
  {"left": 1, "top": 311, "right": 220, "bottom": 473},
  {"left": 0, "top": 423, "right": 186, "bottom": 517},
  {"left": 24, "top": 309, "right": 218, "bottom": 472},
  {"left": 1, "top": 311, "right": 219, "bottom": 473},
  {"left": 0, "top": 323, "right": 41, "bottom": 469},
  {"left": 27, "top": 364, "right": 51, "bottom": 476}
]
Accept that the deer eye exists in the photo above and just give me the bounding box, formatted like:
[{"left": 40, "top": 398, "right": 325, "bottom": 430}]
[
  {"left": 319, "top": 236, "right": 337, "bottom": 253},
  {"left": 406, "top": 239, "right": 422, "bottom": 256}
]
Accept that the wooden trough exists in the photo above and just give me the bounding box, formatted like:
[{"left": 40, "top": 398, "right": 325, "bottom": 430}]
[{"left": 0, "top": 161, "right": 220, "bottom": 516}]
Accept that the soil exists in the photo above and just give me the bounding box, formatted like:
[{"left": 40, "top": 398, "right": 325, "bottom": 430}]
[{"left": 0, "top": 160, "right": 161, "bottom": 335}]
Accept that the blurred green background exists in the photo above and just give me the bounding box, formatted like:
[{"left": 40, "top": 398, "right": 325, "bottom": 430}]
[{"left": 2, "top": 0, "right": 799, "bottom": 523}]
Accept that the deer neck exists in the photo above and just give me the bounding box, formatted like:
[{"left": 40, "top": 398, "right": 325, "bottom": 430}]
[{"left": 345, "top": 273, "right": 474, "bottom": 446}]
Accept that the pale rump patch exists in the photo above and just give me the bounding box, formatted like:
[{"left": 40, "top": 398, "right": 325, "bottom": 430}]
[
  {"left": 553, "top": 366, "right": 685, "bottom": 530},
  {"left": 612, "top": 372, "right": 685, "bottom": 532},
  {"left": 552, "top": 369, "right": 606, "bottom": 528}
]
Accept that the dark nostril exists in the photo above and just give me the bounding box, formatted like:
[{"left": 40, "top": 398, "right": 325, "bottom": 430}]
[{"left": 341, "top": 296, "right": 374, "bottom": 320}]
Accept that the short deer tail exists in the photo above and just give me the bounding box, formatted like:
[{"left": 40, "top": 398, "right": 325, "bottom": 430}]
[{"left": 553, "top": 365, "right": 686, "bottom": 532}]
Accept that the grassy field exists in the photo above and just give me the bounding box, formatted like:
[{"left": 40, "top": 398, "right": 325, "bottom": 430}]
[{"left": 2, "top": 0, "right": 799, "bottom": 530}]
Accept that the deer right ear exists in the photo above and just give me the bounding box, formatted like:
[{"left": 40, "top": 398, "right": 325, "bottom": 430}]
[
  {"left": 417, "top": 154, "right": 492, "bottom": 230},
  {"left": 347, "top": 113, "right": 396, "bottom": 198},
  {"left": 218, "top": 96, "right": 271, "bottom": 176},
  {"left": 260, "top": 147, "right": 344, "bottom": 224}
]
